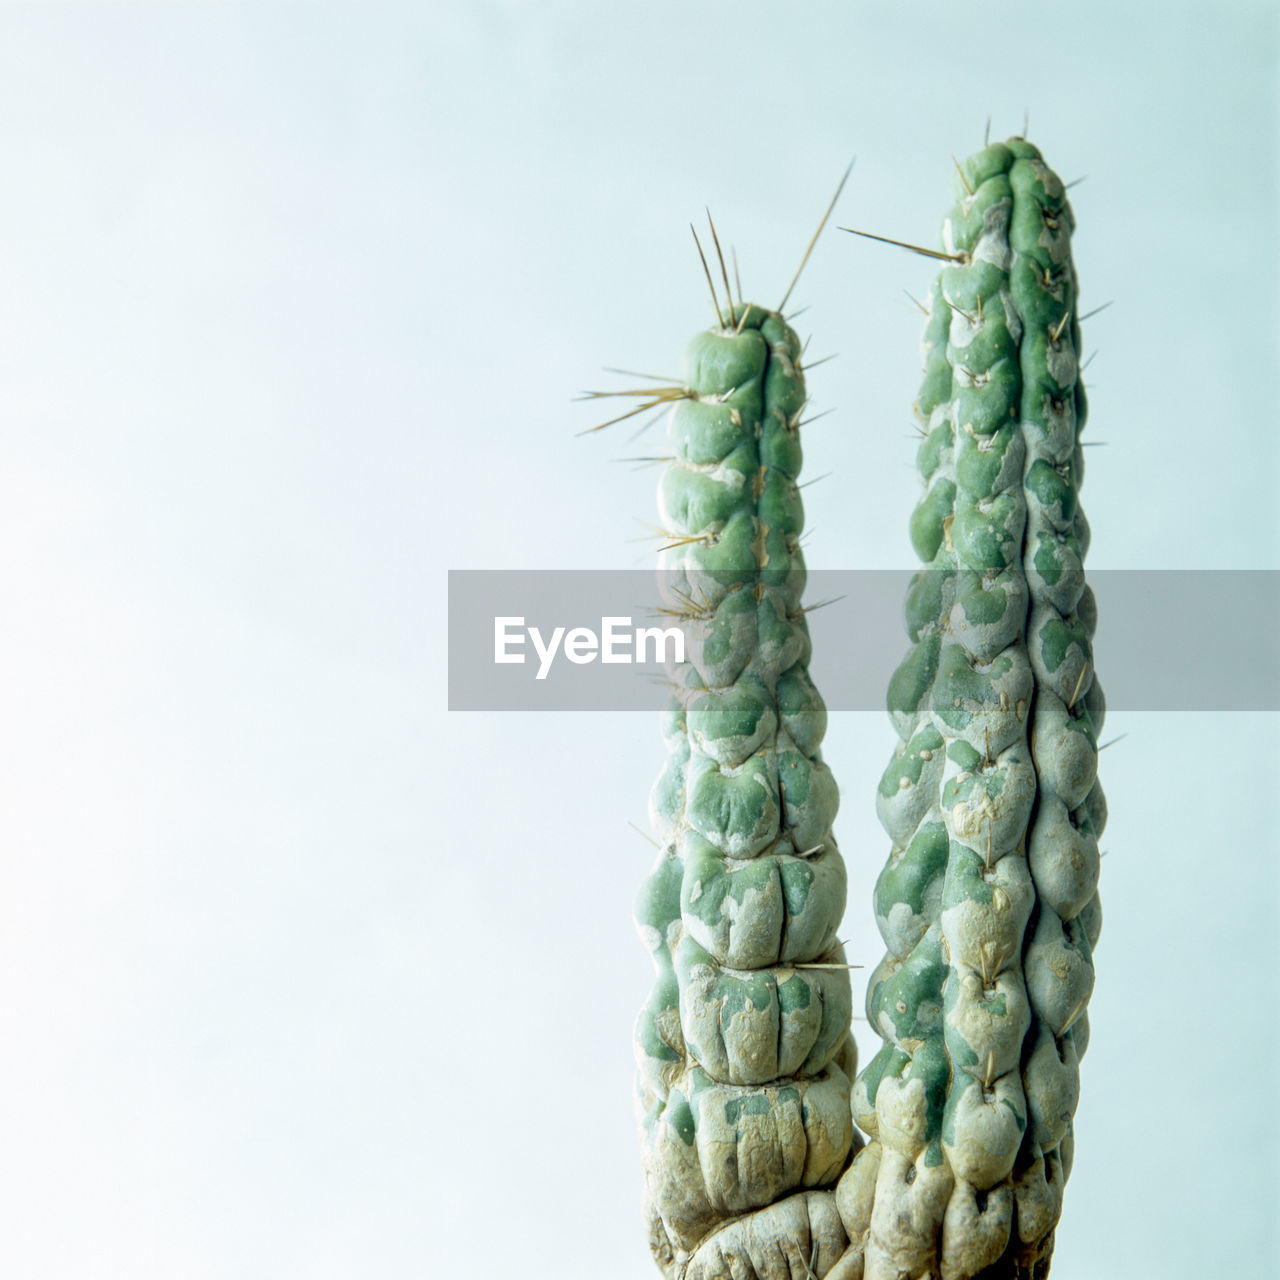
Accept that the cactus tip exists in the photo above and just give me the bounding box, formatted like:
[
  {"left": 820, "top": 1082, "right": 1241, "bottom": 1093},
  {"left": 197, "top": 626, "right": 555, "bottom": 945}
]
[
  {"left": 777, "top": 156, "right": 856, "bottom": 312},
  {"left": 840, "top": 225, "right": 967, "bottom": 264},
  {"left": 904, "top": 288, "right": 930, "bottom": 316},
  {"left": 800, "top": 352, "right": 838, "bottom": 373},
  {"left": 627, "top": 820, "right": 662, "bottom": 850},
  {"left": 690, "top": 222, "right": 727, "bottom": 329},
  {"left": 704, "top": 208, "right": 736, "bottom": 320}
]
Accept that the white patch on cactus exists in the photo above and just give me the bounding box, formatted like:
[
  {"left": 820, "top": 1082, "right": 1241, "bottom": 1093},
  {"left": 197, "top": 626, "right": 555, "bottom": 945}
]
[
  {"left": 1000, "top": 285, "right": 1024, "bottom": 344},
  {"left": 682, "top": 1190, "right": 850, "bottom": 1280},
  {"left": 880, "top": 900, "right": 930, "bottom": 961},
  {"left": 637, "top": 923, "right": 663, "bottom": 954},
  {"left": 940, "top": 1180, "right": 1014, "bottom": 1280},
  {"left": 873, "top": 1073, "right": 932, "bottom": 1154},
  {"left": 947, "top": 968, "right": 1032, "bottom": 1081},
  {"left": 1044, "top": 338, "right": 1077, "bottom": 389},
  {"left": 1028, "top": 797, "right": 1100, "bottom": 921},
  {"left": 944, "top": 1073, "right": 1026, "bottom": 1189},
  {"left": 865, "top": 1147, "right": 953, "bottom": 1279},
  {"left": 1024, "top": 1024, "right": 1081, "bottom": 1151}
]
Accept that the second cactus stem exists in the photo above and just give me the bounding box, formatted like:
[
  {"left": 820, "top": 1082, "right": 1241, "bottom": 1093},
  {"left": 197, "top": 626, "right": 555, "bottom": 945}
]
[{"left": 832, "top": 138, "right": 1104, "bottom": 1280}]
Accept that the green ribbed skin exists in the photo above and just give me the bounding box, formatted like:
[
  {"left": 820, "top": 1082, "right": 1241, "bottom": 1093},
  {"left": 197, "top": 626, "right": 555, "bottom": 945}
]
[
  {"left": 830, "top": 140, "right": 1104, "bottom": 1280},
  {"left": 635, "top": 302, "right": 858, "bottom": 1280}
]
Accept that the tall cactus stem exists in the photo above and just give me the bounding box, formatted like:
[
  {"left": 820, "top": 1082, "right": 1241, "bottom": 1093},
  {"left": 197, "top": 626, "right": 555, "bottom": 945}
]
[
  {"left": 632, "top": 276, "right": 858, "bottom": 1279},
  {"left": 832, "top": 137, "right": 1103, "bottom": 1280}
]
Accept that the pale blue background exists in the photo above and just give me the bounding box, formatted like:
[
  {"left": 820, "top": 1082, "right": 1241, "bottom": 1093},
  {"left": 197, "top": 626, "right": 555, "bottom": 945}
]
[{"left": 0, "top": 2, "right": 1275, "bottom": 1277}]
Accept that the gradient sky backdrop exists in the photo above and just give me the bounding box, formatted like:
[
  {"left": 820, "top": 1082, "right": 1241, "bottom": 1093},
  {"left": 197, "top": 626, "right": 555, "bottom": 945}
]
[{"left": 0, "top": 3, "right": 1275, "bottom": 1277}]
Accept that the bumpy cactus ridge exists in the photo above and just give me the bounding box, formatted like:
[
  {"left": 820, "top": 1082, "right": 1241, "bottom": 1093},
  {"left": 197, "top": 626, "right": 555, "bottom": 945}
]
[
  {"left": 635, "top": 300, "right": 858, "bottom": 1280},
  {"left": 831, "top": 139, "right": 1104, "bottom": 1280}
]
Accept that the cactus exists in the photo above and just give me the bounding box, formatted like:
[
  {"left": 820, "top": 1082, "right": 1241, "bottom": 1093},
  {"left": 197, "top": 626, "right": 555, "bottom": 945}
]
[
  {"left": 625, "top": 218, "right": 859, "bottom": 1279},
  {"left": 832, "top": 138, "right": 1102, "bottom": 1280}
]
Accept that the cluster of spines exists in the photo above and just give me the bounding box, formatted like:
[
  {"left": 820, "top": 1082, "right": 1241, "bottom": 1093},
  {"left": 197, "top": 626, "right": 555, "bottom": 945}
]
[
  {"left": 835, "top": 140, "right": 1104, "bottom": 1280},
  {"left": 633, "top": 300, "right": 856, "bottom": 1279}
]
